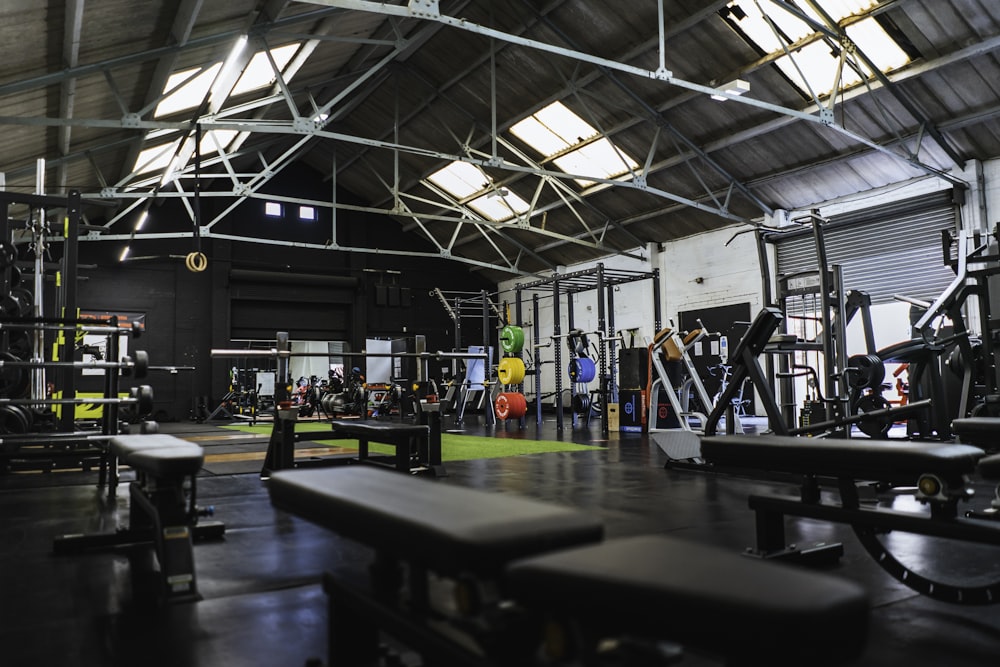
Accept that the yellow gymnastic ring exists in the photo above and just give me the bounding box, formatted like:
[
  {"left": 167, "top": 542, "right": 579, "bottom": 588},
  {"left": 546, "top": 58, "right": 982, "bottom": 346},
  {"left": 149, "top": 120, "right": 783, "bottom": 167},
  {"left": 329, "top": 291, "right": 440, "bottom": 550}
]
[
  {"left": 185, "top": 251, "right": 208, "bottom": 272},
  {"left": 497, "top": 357, "right": 526, "bottom": 385}
]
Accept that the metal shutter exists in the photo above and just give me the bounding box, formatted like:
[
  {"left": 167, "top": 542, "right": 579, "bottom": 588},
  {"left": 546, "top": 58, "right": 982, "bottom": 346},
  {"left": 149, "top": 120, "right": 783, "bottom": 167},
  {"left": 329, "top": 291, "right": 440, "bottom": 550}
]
[{"left": 773, "top": 191, "right": 958, "bottom": 305}]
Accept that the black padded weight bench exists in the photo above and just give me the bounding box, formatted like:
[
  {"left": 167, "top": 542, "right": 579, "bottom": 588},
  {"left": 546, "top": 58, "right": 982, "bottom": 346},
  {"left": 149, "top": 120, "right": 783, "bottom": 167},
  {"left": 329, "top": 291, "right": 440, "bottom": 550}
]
[
  {"left": 701, "top": 433, "right": 1000, "bottom": 604},
  {"left": 53, "top": 434, "right": 225, "bottom": 604},
  {"left": 269, "top": 466, "right": 869, "bottom": 666},
  {"left": 328, "top": 416, "right": 444, "bottom": 476}
]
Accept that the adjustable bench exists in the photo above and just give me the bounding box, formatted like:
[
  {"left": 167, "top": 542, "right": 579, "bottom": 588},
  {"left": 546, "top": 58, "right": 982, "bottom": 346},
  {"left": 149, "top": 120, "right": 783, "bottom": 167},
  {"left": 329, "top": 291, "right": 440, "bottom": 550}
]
[
  {"left": 328, "top": 416, "right": 444, "bottom": 476},
  {"left": 53, "top": 434, "right": 225, "bottom": 604},
  {"left": 953, "top": 416, "right": 1000, "bottom": 453},
  {"left": 701, "top": 433, "right": 1000, "bottom": 604},
  {"left": 269, "top": 466, "right": 869, "bottom": 666}
]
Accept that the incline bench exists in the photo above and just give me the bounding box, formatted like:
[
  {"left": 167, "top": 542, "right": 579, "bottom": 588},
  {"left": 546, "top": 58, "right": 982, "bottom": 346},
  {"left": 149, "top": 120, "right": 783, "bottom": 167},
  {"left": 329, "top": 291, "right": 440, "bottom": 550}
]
[
  {"left": 701, "top": 433, "right": 1000, "bottom": 604},
  {"left": 54, "top": 434, "right": 225, "bottom": 604},
  {"left": 269, "top": 466, "right": 869, "bottom": 666}
]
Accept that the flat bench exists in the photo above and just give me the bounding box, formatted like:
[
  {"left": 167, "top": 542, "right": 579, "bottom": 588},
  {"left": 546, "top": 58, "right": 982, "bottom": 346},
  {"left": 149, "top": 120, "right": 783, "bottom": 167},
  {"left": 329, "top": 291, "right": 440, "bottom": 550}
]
[
  {"left": 54, "top": 433, "right": 224, "bottom": 604},
  {"left": 328, "top": 417, "right": 443, "bottom": 476},
  {"left": 701, "top": 433, "right": 1000, "bottom": 604},
  {"left": 269, "top": 466, "right": 868, "bottom": 666}
]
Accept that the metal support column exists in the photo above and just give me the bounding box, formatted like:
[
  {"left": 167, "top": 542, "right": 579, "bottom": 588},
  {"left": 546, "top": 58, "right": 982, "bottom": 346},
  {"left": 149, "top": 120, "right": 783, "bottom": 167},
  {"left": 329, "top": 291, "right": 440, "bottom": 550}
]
[
  {"left": 596, "top": 264, "right": 608, "bottom": 435},
  {"left": 553, "top": 279, "right": 563, "bottom": 431},
  {"left": 533, "top": 293, "right": 542, "bottom": 426}
]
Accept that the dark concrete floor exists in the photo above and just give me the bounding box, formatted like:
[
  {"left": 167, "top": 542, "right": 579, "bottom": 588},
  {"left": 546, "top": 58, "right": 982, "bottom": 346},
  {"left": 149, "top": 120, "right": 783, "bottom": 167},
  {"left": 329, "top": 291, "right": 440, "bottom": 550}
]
[{"left": 2, "top": 416, "right": 1000, "bottom": 666}]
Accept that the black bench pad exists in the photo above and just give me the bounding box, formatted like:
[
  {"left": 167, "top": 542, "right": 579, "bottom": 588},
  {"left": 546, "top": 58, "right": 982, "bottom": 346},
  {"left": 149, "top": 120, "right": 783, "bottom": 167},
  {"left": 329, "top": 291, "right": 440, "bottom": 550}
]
[
  {"left": 506, "top": 534, "right": 868, "bottom": 665},
  {"left": 268, "top": 467, "right": 603, "bottom": 576},
  {"left": 110, "top": 434, "right": 204, "bottom": 477},
  {"left": 952, "top": 417, "right": 1000, "bottom": 449},
  {"left": 701, "top": 434, "right": 984, "bottom": 486},
  {"left": 330, "top": 420, "right": 428, "bottom": 441}
]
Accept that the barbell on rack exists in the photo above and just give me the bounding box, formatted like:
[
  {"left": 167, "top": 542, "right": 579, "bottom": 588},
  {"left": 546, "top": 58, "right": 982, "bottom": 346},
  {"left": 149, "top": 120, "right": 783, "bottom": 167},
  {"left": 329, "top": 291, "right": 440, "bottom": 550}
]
[
  {"left": 0, "top": 349, "right": 149, "bottom": 378},
  {"left": 0, "top": 320, "right": 143, "bottom": 337},
  {"left": 211, "top": 348, "right": 488, "bottom": 361},
  {"left": 0, "top": 384, "right": 155, "bottom": 415}
]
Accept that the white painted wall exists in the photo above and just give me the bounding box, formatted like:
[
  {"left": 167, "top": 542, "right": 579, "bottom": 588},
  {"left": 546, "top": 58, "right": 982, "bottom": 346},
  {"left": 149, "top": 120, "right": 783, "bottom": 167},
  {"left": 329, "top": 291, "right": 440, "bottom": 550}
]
[{"left": 499, "top": 158, "right": 999, "bottom": 412}]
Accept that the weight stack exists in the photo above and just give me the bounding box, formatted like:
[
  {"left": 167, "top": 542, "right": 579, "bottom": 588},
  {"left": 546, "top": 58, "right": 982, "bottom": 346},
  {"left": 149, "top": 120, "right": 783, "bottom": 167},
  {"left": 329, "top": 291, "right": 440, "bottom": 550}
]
[{"left": 619, "top": 348, "right": 649, "bottom": 390}]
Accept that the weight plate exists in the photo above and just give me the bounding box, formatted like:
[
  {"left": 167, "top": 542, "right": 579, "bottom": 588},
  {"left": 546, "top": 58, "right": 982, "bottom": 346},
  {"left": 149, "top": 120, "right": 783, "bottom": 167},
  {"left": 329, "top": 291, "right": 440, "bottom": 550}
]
[
  {"left": 856, "top": 393, "right": 892, "bottom": 438},
  {"left": 568, "top": 357, "right": 596, "bottom": 383},
  {"left": 498, "top": 357, "right": 526, "bottom": 385},
  {"left": 500, "top": 325, "right": 525, "bottom": 354},
  {"left": 0, "top": 352, "right": 30, "bottom": 397},
  {"left": 0, "top": 404, "right": 29, "bottom": 434},
  {"left": 847, "top": 354, "right": 885, "bottom": 391},
  {"left": 495, "top": 392, "right": 511, "bottom": 420},
  {"left": 0, "top": 240, "right": 16, "bottom": 270},
  {"left": 10, "top": 288, "right": 32, "bottom": 317}
]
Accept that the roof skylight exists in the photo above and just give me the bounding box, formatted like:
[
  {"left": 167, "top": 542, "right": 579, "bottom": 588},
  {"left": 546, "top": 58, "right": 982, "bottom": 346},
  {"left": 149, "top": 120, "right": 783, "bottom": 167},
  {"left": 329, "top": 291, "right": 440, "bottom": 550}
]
[
  {"left": 231, "top": 43, "right": 299, "bottom": 97},
  {"left": 468, "top": 191, "right": 530, "bottom": 222},
  {"left": 723, "top": 1, "right": 910, "bottom": 97},
  {"left": 154, "top": 64, "right": 222, "bottom": 118},
  {"left": 510, "top": 101, "right": 638, "bottom": 187},
  {"left": 427, "top": 161, "right": 490, "bottom": 199},
  {"left": 134, "top": 139, "right": 181, "bottom": 174},
  {"left": 426, "top": 161, "right": 530, "bottom": 222}
]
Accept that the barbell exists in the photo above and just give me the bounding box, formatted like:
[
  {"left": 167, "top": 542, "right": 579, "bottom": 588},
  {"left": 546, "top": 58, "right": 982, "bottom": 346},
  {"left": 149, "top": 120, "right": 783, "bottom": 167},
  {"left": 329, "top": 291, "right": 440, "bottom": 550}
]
[
  {"left": 0, "top": 384, "right": 154, "bottom": 415},
  {"left": 211, "top": 348, "right": 487, "bottom": 361},
  {"left": 0, "top": 349, "right": 149, "bottom": 378}
]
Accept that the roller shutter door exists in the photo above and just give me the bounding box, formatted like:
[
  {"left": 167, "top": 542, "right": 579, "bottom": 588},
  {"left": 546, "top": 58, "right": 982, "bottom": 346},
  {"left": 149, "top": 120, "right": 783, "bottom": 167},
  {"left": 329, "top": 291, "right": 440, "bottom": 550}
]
[{"left": 773, "top": 191, "right": 958, "bottom": 305}]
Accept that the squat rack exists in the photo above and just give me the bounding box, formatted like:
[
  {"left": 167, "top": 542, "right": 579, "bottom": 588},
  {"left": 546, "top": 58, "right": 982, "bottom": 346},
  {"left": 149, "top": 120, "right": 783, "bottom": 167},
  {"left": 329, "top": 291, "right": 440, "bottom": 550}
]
[{"left": 514, "top": 263, "right": 661, "bottom": 433}]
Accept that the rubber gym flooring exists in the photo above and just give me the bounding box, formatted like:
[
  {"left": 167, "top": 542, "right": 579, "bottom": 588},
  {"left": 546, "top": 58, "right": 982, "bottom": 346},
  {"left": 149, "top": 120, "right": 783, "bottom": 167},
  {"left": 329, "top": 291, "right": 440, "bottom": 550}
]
[{"left": 2, "top": 415, "right": 1000, "bottom": 666}]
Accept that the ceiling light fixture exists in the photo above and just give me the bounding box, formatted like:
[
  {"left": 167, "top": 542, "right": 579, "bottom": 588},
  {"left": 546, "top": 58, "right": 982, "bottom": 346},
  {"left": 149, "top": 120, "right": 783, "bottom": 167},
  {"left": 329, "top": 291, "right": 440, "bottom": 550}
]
[{"left": 711, "top": 78, "right": 750, "bottom": 101}]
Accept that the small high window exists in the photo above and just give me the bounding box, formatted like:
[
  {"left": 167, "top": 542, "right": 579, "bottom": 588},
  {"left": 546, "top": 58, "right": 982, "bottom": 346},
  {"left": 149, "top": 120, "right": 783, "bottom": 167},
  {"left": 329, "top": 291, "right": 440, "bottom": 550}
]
[
  {"left": 299, "top": 206, "right": 317, "bottom": 221},
  {"left": 265, "top": 202, "right": 283, "bottom": 217}
]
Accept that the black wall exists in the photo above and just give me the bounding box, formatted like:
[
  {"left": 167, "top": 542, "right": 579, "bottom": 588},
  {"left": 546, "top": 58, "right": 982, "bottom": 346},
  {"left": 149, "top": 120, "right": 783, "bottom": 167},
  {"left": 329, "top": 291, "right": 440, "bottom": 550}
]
[{"left": 68, "top": 165, "right": 495, "bottom": 420}]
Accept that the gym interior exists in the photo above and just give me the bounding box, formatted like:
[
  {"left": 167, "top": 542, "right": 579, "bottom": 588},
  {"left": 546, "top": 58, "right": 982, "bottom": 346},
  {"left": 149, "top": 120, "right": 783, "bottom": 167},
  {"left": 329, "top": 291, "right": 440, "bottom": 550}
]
[{"left": 3, "top": 2, "right": 1000, "bottom": 666}]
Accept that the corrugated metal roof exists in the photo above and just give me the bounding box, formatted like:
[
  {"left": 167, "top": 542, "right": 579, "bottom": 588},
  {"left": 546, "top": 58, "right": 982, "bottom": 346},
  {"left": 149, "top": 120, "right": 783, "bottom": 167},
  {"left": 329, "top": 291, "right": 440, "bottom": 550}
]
[{"left": 0, "top": 0, "right": 998, "bottom": 281}]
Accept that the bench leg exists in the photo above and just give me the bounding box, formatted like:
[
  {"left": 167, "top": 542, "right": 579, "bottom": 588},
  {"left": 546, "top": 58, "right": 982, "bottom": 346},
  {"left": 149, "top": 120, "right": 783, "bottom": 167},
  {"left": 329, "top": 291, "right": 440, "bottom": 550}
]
[
  {"left": 325, "top": 573, "right": 382, "bottom": 667},
  {"left": 748, "top": 495, "right": 844, "bottom": 564},
  {"left": 130, "top": 480, "right": 201, "bottom": 603}
]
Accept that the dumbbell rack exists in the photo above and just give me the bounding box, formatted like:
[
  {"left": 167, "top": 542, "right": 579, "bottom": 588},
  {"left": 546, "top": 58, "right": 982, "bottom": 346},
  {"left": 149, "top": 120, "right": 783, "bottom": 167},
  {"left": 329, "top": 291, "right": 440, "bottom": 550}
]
[{"left": 0, "top": 189, "right": 153, "bottom": 476}]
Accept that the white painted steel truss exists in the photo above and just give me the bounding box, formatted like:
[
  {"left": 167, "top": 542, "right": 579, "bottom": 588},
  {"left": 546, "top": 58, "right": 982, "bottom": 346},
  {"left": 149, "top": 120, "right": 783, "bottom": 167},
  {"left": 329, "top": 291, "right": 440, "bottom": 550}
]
[{"left": 0, "top": 0, "right": 974, "bottom": 276}]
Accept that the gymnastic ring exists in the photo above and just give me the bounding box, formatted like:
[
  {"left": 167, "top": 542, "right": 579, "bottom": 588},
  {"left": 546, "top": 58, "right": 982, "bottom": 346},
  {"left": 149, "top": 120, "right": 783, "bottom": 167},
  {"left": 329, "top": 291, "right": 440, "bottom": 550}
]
[
  {"left": 185, "top": 251, "right": 208, "bottom": 273},
  {"left": 568, "top": 357, "right": 596, "bottom": 383},
  {"left": 500, "top": 325, "right": 525, "bottom": 354},
  {"left": 497, "top": 357, "right": 526, "bottom": 385}
]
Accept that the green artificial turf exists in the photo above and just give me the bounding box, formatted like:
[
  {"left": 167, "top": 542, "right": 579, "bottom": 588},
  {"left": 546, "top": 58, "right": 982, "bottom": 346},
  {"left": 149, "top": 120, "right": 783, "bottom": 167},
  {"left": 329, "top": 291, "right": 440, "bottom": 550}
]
[{"left": 221, "top": 421, "right": 600, "bottom": 461}]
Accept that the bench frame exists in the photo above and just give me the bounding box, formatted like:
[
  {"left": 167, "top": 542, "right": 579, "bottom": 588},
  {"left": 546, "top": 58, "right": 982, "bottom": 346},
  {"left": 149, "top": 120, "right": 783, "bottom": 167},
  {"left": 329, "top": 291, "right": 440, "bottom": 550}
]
[
  {"left": 268, "top": 466, "right": 868, "bottom": 666},
  {"left": 702, "top": 434, "right": 1000, "bottom": 604},
  {"left": 261, "top": 408, "right": 444, "bottom": 478},
  {"left": 53, "top": 434, "right": 225, "bottom": 604}
]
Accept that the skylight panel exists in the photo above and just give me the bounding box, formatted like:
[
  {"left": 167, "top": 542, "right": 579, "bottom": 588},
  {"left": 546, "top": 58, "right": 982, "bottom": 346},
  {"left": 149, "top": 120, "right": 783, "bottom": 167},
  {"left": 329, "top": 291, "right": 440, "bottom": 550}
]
[
  {"left": 199, "top": 130, "right": 238, "bottom": 156},
  {"left": 134, "top": 140, "right": 180, "bottom": 174},
  {"left": 723, "top": 1, "right": 909, "bottom": 98},
  {"left": 551, "top": 137, "right": 639, "bottom": 187},
  {"left": 427, "top": 161, "right": 489, "bottom": 199},
  {"left": 154, "top": 64, "right": 222, "bottom": 118},
  {"left": 467, "top": 191, "right": 530, "bottom": 222},
  {"left": 231, "top": 43, "right": 300, "bottom": 97},
  {"left": 510, "top": 101, "right": 600, "bottom": 157}
]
